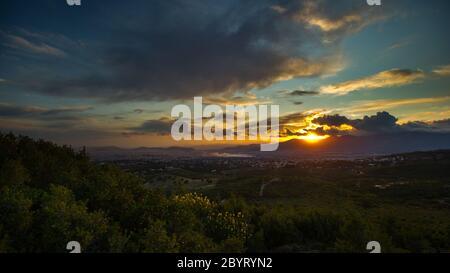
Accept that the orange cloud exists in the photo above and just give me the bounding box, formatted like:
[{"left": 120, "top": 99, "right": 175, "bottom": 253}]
[
  {"left": 320, "top": 69, "right": 426, "bottom": 95},
  {"left": 344, "top": 96, "right": 450, "bottom": 114},
  {"left": 289, "top": 0, "right": 364, "bottom": 32}
]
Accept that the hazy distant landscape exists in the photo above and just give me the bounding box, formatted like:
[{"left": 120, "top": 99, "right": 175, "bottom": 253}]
[{"left": 87, "top": 132, "right": 450, "bottom": 161}]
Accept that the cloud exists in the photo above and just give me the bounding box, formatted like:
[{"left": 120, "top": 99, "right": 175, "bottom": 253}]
[
  {"left": 320, "top": 69, "right": 426, "bottom": 95},
  {"left": 0, "top": 123, "right": 119, "bottom": 147},
  {"left": 0, "top": 104, "right": 43, "bottom": 117},
  {"left": 433, "top": 118, "right": 450, "bottom": 128},
  {"left": 0, "top": 103, "right": 92, "bottom": 118},
  {"left": 7, "top": 0, "right": 386, "bottom": 102},
  {"left": 319, "top": 64, "right": 450, "bottom": 96},
  {"left": 311, "top": 111, "right": 399, "bottom": 134},
  {"left": 387, "top": 40, "right": 410, "bottom": 51},
  {"left": 130, "top": 109, "right": 162, "bottom": 115},
  {"left": 401, "top": 119, "right": 450, "bottom": 133},
  {"left": 313, "top": 114, "right": 351, "bottom": 127},
  {"left": 203, "top": 94, "right": 272, "bottom": 106},
  {"left": 310, "top": 111, "right": 450, "bottom": 136},
  {"left": 271, "top": 109, "right": 450, "bottom": 138},
  {"left": 284, "top": 90, "right": 319, "bottom": 96},
  {"left": 273, "top": 0, "right": 386, "bottom": 44},
  {"left": 128, "top": 117, "right": 172, "bottom": 136},
  {"left": 344, "top": 96, "right": 450, "bottom": 114},
  {"left": 350, "top": 112, "right": 399, "bottom": 133},
  {"left": 433, "top": 64, "right": 450, "bottom": 76},
  {"left": 1, "top": 32, "right": 66, "bottom": 57},
  {"left": 0, "top": 104, "right": 107, "bottom": 141},
  {"left": 398, "top": 109, "right": 450, "bottom": 124},
  {"left": 39, "top": 52, "right": 344, "bottom": 102},
  {"left": 41, "top": 106, "right": 94, "bottom": 116},
  {"left": 294, "top": 8, "right": 362, "bottom": 33},
  {"left": 279, "top": 112, "right": 309, "bottom": 126}
]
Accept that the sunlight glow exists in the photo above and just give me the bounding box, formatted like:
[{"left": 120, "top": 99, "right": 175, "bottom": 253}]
[{"left": 298, "top": 133, "right": 330, "bottom": 143}]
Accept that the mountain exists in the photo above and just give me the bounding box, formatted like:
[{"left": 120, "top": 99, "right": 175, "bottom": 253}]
[
  {"left": 221, "top": 132, "right": 450, "bottom": 158},
  {"left": 87, "top": 132, "right": 450, "bottom": 160},
  {"left": 87, "top": 146, "right": 202, "bottom": 160}
]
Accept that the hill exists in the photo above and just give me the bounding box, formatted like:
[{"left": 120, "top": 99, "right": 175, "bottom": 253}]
[
  {"left": 221, "top": 132, "right": 450, "bottom": 158},
  {"left": 1, "top": 132, "right": 450, "bottom": 253}
]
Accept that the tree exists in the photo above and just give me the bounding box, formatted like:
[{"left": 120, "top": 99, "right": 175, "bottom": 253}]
[{"left": 35, "top": 185, "right": 110, "bottom": 252}]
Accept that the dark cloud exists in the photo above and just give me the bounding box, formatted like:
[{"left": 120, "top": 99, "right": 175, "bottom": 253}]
[
  {"left": 432, "top": 118, "right": 450, "bottom": 127},
  {"left": 312, "top": 126, "right": 345, "bottom": 137},
  {"left": 313, "top": 112, "right": 399, "bottom": 133},
  {"left": 0, "top": 104, "right": 39, "bottom": 117},
  {"left": 11, "top": 0, "right": 383, "bottom": 102},
  {"left": 131, "top": 109, "right": 163, "bottom": 115},
  {"left": 351, "top": 112, "right": 399, "bottom": 132},
  {"left": 401, "top": 119, "right": 450, "bottom": 133},
  {"left": 0, "top": 103, "right": 98, "bottom": 136},
  {"left": 40, "top": 107, "right": 93, "bottom": 116},
  {"left": 279, "top": 112, "right": 309, "bottom": 125},
  {"left": 288, "top": 90, "right": 319, "bottom": 96},
  {"left": 128, "top": 117, "right": 172, "bottom": 135},
  {"left": 0, "top": 103, "right": 92, "bottom": 118},
  {"left": 313, "top": 114, "right": 351, "bottom": 127},
  {"left": 0, "top": 126, "right": 118, "bottom": 147}
]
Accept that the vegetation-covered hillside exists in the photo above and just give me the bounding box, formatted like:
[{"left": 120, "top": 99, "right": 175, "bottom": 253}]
[{"left": 1, "top": 133, "right": 450, "bottom": 253}]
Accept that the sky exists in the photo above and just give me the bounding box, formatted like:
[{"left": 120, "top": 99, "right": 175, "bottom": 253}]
[{"left": 1, "top": 0, "right": 450, "bottom": 148}]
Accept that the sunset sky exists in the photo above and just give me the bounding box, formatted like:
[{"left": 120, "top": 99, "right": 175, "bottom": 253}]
[{"left": 1, "top": 0, "right": 450, "bottom": 147}]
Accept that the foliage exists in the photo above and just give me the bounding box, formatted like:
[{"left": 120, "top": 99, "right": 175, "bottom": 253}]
[{"left": 0, "top": 132, "right": 449, "bottom": 253}]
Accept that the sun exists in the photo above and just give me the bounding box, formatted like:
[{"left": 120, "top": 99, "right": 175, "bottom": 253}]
[{"left": 298, "top": 133, "right": 330, "bottom": 143}]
